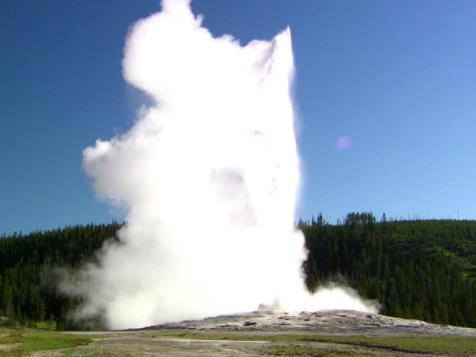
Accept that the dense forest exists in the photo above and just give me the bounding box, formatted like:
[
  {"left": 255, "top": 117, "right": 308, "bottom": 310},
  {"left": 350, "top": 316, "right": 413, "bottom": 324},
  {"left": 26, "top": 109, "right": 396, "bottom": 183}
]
[
  {"left": 0, "top": 214, "right": 475, "bottom": 329},
  {"left": 301, "top": 213, "right": 476, "bottom": 327},
  {"left": 0, "top": 223, "right": 121, "bottom": 329}
]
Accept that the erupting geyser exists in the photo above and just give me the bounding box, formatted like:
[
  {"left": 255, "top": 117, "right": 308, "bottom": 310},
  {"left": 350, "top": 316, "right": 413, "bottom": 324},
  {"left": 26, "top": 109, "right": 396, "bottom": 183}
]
[{"left": 63, "top": 0, "right": 378, "bottom": 329}]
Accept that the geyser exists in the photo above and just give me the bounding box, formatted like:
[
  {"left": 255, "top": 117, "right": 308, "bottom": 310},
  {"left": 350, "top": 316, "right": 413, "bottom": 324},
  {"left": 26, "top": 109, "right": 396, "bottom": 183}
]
[{"left": 65, "top": 0, "right": 378, "bottom": 329}]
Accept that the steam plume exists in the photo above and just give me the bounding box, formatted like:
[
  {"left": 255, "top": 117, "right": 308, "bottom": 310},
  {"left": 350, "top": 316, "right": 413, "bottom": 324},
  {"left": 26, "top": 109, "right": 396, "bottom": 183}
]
[{"left": 65, "top": 0, "right": 378, "bottom": 329}]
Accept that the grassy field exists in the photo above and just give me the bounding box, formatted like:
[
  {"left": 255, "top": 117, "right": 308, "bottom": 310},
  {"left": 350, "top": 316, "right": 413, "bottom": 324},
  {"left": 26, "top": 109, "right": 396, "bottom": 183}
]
[
  {"left": 150, "top": 330, "right": 476, "bottom": 356},
  {"left": 0, "top": 327, "right": 92, "bottom": 356},
  {"left": 1, "top": 327, "right": 476, "bottom": 356}
]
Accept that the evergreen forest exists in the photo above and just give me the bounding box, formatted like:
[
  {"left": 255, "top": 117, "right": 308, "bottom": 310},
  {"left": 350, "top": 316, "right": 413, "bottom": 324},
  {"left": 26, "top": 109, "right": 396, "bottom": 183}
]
[{"left": 1, "top": 214, "right": 475, "bottom": 329}]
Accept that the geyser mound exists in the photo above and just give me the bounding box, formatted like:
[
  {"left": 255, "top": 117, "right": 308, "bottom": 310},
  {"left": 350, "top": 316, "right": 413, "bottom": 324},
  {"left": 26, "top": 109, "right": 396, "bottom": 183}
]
[{"left": 63, "top": 0, "right": 378, "bottom": 329}]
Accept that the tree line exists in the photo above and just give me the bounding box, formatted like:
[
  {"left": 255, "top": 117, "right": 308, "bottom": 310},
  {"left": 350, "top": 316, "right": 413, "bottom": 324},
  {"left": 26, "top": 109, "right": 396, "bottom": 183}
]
[
  {"left": 0, "top": 223, "right": 120, "bottom": 329},
  {"left": 0, "top": 214, "right": 475, "bottom": 329},
  {"left": 301, "top": 212, "right": 476, "bottom": 327}
]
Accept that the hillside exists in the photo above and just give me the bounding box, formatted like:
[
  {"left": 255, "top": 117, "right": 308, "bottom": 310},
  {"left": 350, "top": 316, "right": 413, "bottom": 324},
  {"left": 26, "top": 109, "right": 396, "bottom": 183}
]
[
  {"left": 0, "top": 214, "right": 475, "bottom": 329},
  {"left": 301, "top": 213, "right": 476, "bottom": 327}
]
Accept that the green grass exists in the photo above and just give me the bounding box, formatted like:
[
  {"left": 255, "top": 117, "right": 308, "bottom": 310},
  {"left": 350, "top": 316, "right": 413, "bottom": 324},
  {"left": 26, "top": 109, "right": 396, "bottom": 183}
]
[
  {"left": 0, "top": 326, "right": 92, "bottom": 356},
  {"left": 257, "top": 343, "right": 376, "bottom": 356},
  {"left": 295, "top": 335, "right": 476, "bottom": 355},
  {"left": 150, "top": 330, "right": 476, "bottom": 356},
  {"left": 2, "top": 327, "right": 476, "bottom": 356}
]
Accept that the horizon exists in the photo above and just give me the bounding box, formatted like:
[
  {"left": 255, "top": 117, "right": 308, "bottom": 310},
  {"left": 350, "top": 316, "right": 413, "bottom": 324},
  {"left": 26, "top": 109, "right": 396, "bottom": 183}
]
[{"left": 4, "top": 211, "right": 476, "bottom": 237}]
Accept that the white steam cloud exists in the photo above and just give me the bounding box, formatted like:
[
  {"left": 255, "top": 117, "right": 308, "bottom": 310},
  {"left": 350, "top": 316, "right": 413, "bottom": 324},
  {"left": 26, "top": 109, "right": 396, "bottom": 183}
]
[{"left": 65, "top": 0, "right": 378, "bottom": 329}]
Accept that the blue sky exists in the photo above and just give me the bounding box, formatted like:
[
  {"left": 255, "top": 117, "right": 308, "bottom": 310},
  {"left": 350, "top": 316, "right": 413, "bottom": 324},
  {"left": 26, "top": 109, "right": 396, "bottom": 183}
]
[{"left": 1, "top": 0, "right": 475, "bottom": 234}]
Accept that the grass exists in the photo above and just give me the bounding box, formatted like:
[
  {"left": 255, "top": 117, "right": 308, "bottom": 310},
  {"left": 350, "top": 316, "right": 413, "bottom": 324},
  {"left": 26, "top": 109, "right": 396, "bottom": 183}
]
[
  {"left": 2, "top": 326, "right": 476, "bottom": 356},
  {"left": 256, "top": 343, "right": 376, "bottom": 356},
  {"left": 0, "top": 326, "right": 92, "bottom": 356},
  {"left": 150, "top": 330, "right": 476, "bottom": 356},
  {"left": 296, "top": 335, "right": 476, "bottom": 355}
]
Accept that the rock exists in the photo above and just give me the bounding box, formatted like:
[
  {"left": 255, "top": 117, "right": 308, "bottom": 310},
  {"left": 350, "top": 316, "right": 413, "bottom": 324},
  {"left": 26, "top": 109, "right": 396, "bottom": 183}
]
[{"left": 142, "top": 310, "right": 476, "bottom": 337}]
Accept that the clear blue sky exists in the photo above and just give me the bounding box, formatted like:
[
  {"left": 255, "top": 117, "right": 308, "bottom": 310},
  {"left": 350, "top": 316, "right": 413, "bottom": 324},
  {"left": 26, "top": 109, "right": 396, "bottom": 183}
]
[{"left": 1, "top": 0, "right": 475, "bottom": 234}]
